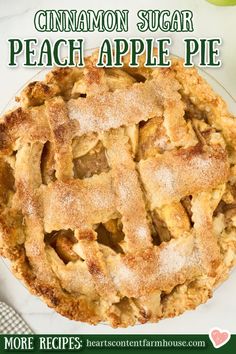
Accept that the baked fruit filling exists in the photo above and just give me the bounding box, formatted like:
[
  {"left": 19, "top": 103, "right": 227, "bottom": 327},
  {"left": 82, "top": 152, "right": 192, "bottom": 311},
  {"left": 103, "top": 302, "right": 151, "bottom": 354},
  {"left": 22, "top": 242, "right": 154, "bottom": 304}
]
[{"left": 0, "top": 52, "right": 236, "bottom": 327}]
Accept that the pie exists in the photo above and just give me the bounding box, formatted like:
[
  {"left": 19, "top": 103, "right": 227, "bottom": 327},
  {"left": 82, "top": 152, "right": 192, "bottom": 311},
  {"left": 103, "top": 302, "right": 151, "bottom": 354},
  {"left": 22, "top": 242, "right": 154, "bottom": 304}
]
[{"left": 0, "top": 51, "right": 236, "bottom": 328}]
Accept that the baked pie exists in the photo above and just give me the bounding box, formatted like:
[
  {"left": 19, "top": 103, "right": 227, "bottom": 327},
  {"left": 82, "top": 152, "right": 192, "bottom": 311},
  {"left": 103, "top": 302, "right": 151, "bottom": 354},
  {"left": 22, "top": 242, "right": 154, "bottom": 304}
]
[{"left": 0, "top": 52, "right": 236, "bottom": 327}]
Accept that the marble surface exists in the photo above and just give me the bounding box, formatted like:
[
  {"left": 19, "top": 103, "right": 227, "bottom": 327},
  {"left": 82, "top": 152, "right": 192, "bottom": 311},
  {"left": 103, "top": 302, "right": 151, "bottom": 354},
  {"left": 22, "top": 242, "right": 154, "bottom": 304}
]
[{"left": 0, "top": 0, "right": 236, "bottom": 334}]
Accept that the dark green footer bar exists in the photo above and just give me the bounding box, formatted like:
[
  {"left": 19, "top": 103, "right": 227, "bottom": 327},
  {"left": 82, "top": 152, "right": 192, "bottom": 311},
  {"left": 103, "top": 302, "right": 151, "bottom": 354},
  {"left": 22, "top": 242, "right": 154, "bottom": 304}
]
[{"left": 0, "top": 335, "right": 234, "bottom": 354}]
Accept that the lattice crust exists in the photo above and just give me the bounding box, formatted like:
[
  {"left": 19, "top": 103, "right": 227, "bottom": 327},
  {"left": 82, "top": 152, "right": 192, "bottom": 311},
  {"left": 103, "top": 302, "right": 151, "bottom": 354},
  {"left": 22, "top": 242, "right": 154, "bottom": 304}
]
[{"left": 1, "top": 52, "right": 236, "bottom": 328}]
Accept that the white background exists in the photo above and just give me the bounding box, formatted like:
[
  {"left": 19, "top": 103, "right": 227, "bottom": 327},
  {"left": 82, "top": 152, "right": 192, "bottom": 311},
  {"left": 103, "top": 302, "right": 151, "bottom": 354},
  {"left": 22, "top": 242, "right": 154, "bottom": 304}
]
[{"left": 0, "top": 0, "right": 236, "bottom": 334}]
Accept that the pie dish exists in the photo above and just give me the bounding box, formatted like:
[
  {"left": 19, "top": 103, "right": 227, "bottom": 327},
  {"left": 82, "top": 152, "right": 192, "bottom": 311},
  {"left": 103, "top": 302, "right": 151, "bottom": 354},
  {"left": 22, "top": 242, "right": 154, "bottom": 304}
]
[{"left": 0, "top": 51, "right": 236, "bottom": 328}]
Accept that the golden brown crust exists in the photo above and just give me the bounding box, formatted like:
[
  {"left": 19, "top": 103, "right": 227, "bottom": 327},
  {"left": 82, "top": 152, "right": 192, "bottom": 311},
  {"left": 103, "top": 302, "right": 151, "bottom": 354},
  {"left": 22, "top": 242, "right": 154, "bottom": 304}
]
[{"left": 0, "top": 52, "right": 236, "bottom": 327}]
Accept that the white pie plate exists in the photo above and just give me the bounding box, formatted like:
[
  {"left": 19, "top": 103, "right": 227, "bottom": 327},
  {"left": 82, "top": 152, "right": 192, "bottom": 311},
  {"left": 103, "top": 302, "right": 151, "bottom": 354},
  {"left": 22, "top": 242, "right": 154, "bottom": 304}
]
[{"left": 1, "top": 57, "right": 236, "bottom": 331}]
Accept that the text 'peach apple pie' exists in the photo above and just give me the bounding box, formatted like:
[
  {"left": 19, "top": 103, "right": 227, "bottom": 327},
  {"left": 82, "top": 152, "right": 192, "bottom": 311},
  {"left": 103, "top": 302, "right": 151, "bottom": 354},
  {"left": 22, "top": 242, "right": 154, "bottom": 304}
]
[{"left": 0, "top": 52, "right": 236, "bottom": 327}]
